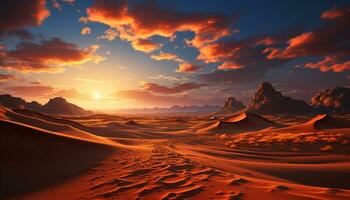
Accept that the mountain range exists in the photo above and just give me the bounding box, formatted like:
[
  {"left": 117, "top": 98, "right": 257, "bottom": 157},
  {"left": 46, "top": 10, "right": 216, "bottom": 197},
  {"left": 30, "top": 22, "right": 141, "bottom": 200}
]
[
  {"left": 1, "top": 82, "right": 349, "bottom": 116},
  {"left": 215, "top": 82, "right": 350, "bottom": 115},
  {"left": 0, "top": 95, "right": 91, "bottom": 116}
]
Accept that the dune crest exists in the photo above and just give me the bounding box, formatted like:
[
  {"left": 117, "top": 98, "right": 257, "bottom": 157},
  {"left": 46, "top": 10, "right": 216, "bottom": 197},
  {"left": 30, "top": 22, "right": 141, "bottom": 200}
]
[
  {"left": 308, "top": 114, "right": 350, "bottom": 130},
  {"left": 1, "top": 105, "right": 350, "bottom": 200},
  {"left": 195, "top": 112, "right": 282, "bottom": 134}
]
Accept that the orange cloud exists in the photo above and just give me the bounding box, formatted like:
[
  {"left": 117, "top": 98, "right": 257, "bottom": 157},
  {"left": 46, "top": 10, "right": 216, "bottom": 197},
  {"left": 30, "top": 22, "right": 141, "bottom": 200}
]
[
  {"left": 265, "top": 5, "right": 350, "bottom": 60},
  {"left": 99, "top": 28, "right": 118, "bottom": 41},
  {"left": 197, "top": 42, "right": 235, "bottom": 63},
  {"left": 131, "top": 39, "right": 161, "bottom": 53},
  {"left": 150, "top": 52, "right": 200, "bottom": 73},
  {"left": 1, "top": 38, "right": 104, "bottom": 73},
  {"left": 150, "top": 52, "right": 181, "bottom": 62},
  {"left": 177, "top": 63, "right": 201, "bottom": 73},
  {"left": 304, "top": 56, "right": 350, "bottom": 72},
  {"left": 197, "top": 36, "right": 289, "bottom": 73},
  {"left": 85, "top": 0, "right": 237, "bottom": 51},
  {"left": 0, "top": 0, "right": 50, "bottom": 30},
  {"left": 79, "top": 17, "right": 88, "bottom": 24},
  {"left": 140, "top": 82, "right": 207, "bottom": 94},
  {"left": 29, "top": 81, "right": 43, "bottom": 85},
  {"left": 4, "top": 83, "right": 85, "bottom": 100},
  {"left": 266, "top": 32, "right": 315, "bottom": 59},
  {"left": 0, "top": 73, "right": 17, "bottom": 81},
  {"left": 81, "top": 27, "right": 91, "bottom": 35},
  {"left": 51, "top": 88, "right": 82, "bottom": 98},
  {"left": 255, "top": 37, "right": 279, "bottom": 46},
  {"left": 321, "top": 5, "right": 350, "bottom": 19},
  {"left": 5, "top": 85, "right": 55, "bottom": 96},
  {"left": 218, "top": 61, "right": 244, "bottom": 70}
]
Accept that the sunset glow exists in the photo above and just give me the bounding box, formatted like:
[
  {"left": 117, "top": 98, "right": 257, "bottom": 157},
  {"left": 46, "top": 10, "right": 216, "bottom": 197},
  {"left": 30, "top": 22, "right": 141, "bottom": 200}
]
[
  {"left": 0, "top": 0, "right": 349, "bottom": 112},
  {"left": 1, "top": 1, "right": 350, "bottom": 199},
  {"left": 92, "top": 92, "right": 101, "bottom": 100}
]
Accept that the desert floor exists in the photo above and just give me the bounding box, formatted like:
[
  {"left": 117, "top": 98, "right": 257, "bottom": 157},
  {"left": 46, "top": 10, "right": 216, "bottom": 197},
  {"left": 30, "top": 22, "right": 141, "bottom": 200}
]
[{"left": 1, "top": 107, "right": 350, "bottom": 200}]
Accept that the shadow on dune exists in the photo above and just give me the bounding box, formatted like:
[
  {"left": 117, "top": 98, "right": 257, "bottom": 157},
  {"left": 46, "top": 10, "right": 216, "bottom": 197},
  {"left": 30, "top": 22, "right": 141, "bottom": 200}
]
[{"left": 0, "top": 120, "right": 116, "bottom": 198}]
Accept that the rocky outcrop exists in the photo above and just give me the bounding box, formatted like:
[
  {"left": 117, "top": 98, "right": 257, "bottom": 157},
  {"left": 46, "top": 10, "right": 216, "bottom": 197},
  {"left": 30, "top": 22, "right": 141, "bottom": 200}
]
[
  {"left": 38, "top": 97, "right": 92, "bottom": 116},
  {"left": 0, "top": 94, "right": 27, "bottom": 109},
  {"left": 246, "top": 82, "right": 313, "bottom": 114},
  {"left": 0, "top": 94, "right": 91, "bottom": 116},
  {"left": 215, "top": 97, "right": 245, "bottom": 115},
  {"left": 310, "top": 87, "right": 350, "bottom": 113}
]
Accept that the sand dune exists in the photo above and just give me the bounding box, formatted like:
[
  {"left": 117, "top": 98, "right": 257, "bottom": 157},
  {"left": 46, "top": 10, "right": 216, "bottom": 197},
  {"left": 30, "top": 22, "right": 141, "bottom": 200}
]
[
  {"left": 261, "top": 114, "right": 350, "bottom": 133},
  {"left": 1, "top": 109, "right": 350, "bottom": 199},
  {"left": 0, "top": 119, "right": 117, "bottom": 198},
  {"left": 1, "top": 107, "right": 109, "bottom": 143},
  {"left": 124, "top": 120, "right": 151, "bottom": 128},
  {"left": 194, "top": 112, "right": 283, "bottom": 134},
  {"left": 309, "top": 114, "right": 350, "bottom": 130}
]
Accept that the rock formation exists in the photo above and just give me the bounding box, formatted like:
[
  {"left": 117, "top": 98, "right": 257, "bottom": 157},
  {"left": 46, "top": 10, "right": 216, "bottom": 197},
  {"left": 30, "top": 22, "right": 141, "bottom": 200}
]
[
  {"left": 0, "top": 94, "right": 91, "bottom": 116},
  {"left": 310, "top": 87, "right": 350, "bottom": 113},
  {"left": 246, "top": 82, "right": 313, "bottom": 114},
  {"left": 215, "top": 97, "right": 245, "bottom": 115}
]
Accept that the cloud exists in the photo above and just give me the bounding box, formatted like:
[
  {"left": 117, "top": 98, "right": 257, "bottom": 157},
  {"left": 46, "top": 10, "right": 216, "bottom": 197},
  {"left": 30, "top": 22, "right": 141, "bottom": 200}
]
[
  {"left": 79, "top": 17, "right": 88, "bottom": 24},
  {"left": 74, "top": 77, "right": 104, "bottom": 84},
  {"left": 85, "top": 0, "right": 237, "bottom": 51},
  {"left": 0, "top": 38, "right": 104, "bottom": 73},
  {"left": 130, "top": 39, "right": 161, "bottom": 53},
  {"left": 196, "top": 4, "right": 349, "bottom": 82},
  {"left": 321, "top": 5, "right": 350, "bottom": 19},
  {"left": 52, "top": 0, "right": 62, "bottom": 11},
  {"left": 0, "top": 0, "right": 50, "bottom": 30},
  {"left": 0, "top": 73, "right": 17, "bottom": 81},
  {"left": 197, "top": 35, "right": 289, "bottom": 72},
  {"left": 81, "top": 27, "right": 91, "bottom": 35},
  {"left": 150, "top": 52, "right": 182, "bottom": 62},
  {"left": 265, "top": 4, "right": 350, "bottom": 72},
  {"left": 217, "top": 61, "right": 244, "bottom": 70},
  {"left": 51, "top": 88, "right": 81, "bottom": 98},
  {"left": 150, "top": 51, "right": 201, "bottom": 73},
  {"left": 99, "top": 28, "right": 118, "bottom": 41},
  {"left": 304, "top": 56, "right": 350, "bottom": 72},
  {"left": 116, "top": 90, "right": 221, "bottom": 107},
  {"left": 3, "top": 83, "right": 85, "bottom": 100},
  {"left": 147, "top": 74, "right": 188, "bottom": 82},
  {"left": 140, "top": 82, "right": 207, "bottom": 94},
  {"left": 29, "top": 81, "right": 43, "bottom": 85},
  {"left": 177, "top": 63, "right": 202, "bottom": 73},
  {"left": 4, "top": 85, "right": 55, "bottom": 96},
  {"left": 0, "top": 29, "right": 34, "bottom": 41}
]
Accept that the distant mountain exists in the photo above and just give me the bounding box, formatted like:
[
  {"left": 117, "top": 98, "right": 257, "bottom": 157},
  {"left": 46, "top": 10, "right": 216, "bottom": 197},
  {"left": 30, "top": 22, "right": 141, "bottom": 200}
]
[
  {"left": 246, "top": 82, "right": 314, "bottom": 114},
  {"left": 214, "top": 97, "right": 245, "bottom": 115},
  {"left": 37, "top": 97, "right": 92, "bottom": 116},
  {"left": 0, "top": 94, "right": 91, "bottom": 116},
  {"left": 0, "top": 94, "right": 27, "bottom": 109},
  {"left": 310, "top": 87, "right": 350, "bottom": 113},
  {"left": 118, "top": 104, "right": 220, "bottom": 114}
]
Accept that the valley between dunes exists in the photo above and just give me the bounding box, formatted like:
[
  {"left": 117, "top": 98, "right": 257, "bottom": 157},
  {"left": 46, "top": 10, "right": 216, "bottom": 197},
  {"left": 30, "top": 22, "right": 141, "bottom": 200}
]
[{"left": 1, "top": 106, "right": 350, "bottom": 200}]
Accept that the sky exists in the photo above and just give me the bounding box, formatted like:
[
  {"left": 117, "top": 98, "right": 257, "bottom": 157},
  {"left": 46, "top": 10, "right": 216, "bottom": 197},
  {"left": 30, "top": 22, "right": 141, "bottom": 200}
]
[{"left": 0, "top": 0, "right": 349, "bottom": 111}]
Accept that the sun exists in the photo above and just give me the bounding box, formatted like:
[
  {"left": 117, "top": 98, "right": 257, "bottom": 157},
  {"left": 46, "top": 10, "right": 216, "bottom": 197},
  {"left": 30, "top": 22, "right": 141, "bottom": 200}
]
[{"left": 92, "top": 92, "right": 101, "bottom": 100}]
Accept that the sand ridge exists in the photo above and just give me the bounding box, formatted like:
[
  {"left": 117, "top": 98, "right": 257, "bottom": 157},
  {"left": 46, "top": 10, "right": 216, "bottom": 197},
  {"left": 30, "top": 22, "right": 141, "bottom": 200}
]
[{"left": 1, "top": 107, "right": 350, "bottom": 199}]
